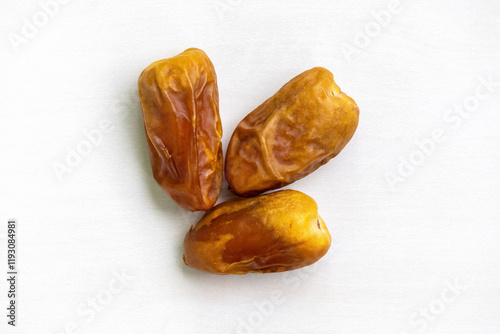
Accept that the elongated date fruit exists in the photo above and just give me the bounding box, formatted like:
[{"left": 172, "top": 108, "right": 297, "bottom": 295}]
[
  {"left": 183, "top": 190, "right": 331, "bottom": 275},
  {"left": 138, "top": 48, "right": 223, "bottom": 211},
  {"left": 225, "top": 67, "right": 359, "bottom": 197}
]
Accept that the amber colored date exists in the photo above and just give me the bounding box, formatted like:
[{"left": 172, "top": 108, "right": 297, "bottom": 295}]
[
  {"left": 183, "top": 190, "right": 331, "bottom": 275},
  {"left": 225, "top": 67, "right": 359, "bottom": 197},
  {"left": 138, "top": 48, "right": 223, "bottom": 211}
]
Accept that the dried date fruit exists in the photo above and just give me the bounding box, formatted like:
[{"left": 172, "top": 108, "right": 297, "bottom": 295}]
[
  {"left": 183, "top": 190, "right": 331, "bottom": 275},
  {"left": 138, "top": 48, "right": 223, "bottom": 211},
  {"left": 225, "top": 67, "right": 359, "bottom": 197}
]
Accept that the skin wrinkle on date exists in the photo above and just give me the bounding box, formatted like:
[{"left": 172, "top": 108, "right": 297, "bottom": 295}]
[
  {"left": 225, "top": 67, "right": 359, "bottom": 197},
  {"left": 183, "top": 190, "right": 331, "bottom": 275}
]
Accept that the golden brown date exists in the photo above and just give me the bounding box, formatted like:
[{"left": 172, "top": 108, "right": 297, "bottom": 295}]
[
  {"left": 225, "top": 67, "right": 359, "bottom": 197},
  {"left": 138, "top": 48, "right": 223, "bottom": 211},
  {"left": 183, "top": 190, "right": 331, "bottom": 275}
]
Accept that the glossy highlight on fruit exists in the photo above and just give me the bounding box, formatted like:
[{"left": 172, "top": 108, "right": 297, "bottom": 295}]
[
  {"left": 225, "top": 67, "right": 359, "bottom": 197},
  {"left": 138, "top": 48, "right": 223, "bottom": 211},
  {"left": 183, "top": 190, "right": 331, "bottom": 275}
]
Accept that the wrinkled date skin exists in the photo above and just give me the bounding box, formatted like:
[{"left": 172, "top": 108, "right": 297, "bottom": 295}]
[
  {"left": 138, "top": 48, "right": 223, "bottom": 211},
  {"left": 183, "top": 190, "right": 331, "bottom": 275},
  {"left": 225, "top": 67, "right": 359, "bottom": 197}
]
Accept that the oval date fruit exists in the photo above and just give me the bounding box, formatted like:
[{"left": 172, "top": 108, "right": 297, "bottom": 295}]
[
  {"left": 183, "top": 190, "right": 331, "bottom": 275},
  {"left": 225, "top": 67, "right": 359, "bottom": 197},
  {"left": 138, "top": 48, "right": 223, "bottom": 211}
]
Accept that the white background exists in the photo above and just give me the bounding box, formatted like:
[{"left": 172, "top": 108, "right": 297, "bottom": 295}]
[{"left": 1, "top": 1, "right": 499, "bottom": 333}]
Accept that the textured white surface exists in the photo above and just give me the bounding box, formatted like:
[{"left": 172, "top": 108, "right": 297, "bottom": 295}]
[{"left": 1, "top": 1, "right": 500, "bottom": 333}]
